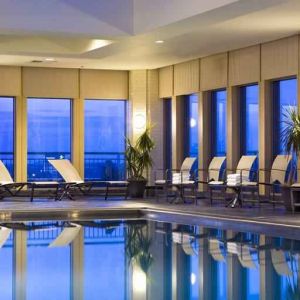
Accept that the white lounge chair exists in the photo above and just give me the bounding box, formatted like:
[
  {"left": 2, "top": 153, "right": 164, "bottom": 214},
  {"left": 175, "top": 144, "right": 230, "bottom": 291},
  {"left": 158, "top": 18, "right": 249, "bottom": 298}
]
[
  {"left": 209, "top": 239, "right": 226, "bottom": 262},
  {"left": 197, "top": 156, "right": 226, "bottom": 204},
  {"left": 154, "top": 157, "right": 197, "bottom": 202},
  {"left": 208, "top": 155, "right": 257, "bottom": 206},
  {"left": 172, "top": 231, "right": 197, "bottom": 256},
  {"left": 0, "top": 160, "right": 65, "bottom": 201},
  {"left": 271, "top": 249, "right": 293, "bottom": 276},
  {"left": 48, "top": 159, "right": 128, "bottom": 200},
  {"left": 0, "top": 227, "right": 12, "bottom": 248},
  {"left": 227, "top": 242, "right": 257, "bottom": 269},
  {"left": 49, "top": 224, "right": 81, "bottom": 247},
  {"left": 248, "top": 155, "right": 292, "bottom": 207}
]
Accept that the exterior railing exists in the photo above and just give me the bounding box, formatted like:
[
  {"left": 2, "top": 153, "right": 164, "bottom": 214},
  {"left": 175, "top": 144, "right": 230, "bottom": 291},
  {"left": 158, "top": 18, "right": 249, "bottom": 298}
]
[{"left": 0, "top": 152, "right": 126, "bottom": 181}]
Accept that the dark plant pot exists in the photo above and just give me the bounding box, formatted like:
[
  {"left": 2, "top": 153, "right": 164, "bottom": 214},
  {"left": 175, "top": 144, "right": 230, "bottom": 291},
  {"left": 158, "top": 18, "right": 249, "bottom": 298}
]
[{"left": 128, "top": 179, "right": 147, "bottom": 198}]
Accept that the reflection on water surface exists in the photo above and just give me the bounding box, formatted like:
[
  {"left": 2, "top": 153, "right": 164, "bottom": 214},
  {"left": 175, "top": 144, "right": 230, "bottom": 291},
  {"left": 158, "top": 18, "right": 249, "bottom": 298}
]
[{"left": 0, "top": 219, "right": 299, "bottom": 299}]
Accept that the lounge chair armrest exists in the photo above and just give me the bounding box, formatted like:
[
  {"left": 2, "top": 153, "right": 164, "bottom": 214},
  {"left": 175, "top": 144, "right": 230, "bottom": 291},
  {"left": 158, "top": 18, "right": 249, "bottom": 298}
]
[
  {"left": 257, "top": 182, "right": 273, "bottom": 186},
  {"left": 196, "top": 180, "right": 208, "bottom": 184}
]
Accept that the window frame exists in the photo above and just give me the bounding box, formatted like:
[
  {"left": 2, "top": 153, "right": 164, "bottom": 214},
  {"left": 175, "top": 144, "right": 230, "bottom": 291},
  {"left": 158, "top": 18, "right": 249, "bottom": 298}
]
[{"left": 27, "top": 97, "right": 73, "bottom": 181}]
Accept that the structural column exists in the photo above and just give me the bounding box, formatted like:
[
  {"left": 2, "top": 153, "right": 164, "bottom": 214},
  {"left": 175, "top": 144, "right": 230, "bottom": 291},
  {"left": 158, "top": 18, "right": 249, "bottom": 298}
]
[
  {"left": 147, "top": 70, "right": 163, "bottom": 183},
  {"left": 198, "top": 91, "right": 211, "bottom": 190},
  {"left": 259, "top": 235, "right": 276, "bottom": 300},
  {"left": 13, "top": 230, "right": 27, "bottom": 300},
  {"left": 171, "top": 95, "right": 185, "bottom": 170},
  {"left": 259, "top": 81, "right": 273, "bottom": 194},
  {"left": 15, "top": 96, "right": 27, "bottom": 182},
  {"left": 198, "top": 227, "right": 212, "bottom": 299},
  {"left": 72, "top": 98, "right": 85, "bottom": 178},
  {"left": 71, "top": 228, "right": 84, "bottom": 300},
  {"left": 227, "top": 86, "right": 240, "bottom": 173},
  {"left": 226, "top": 230, "right": 242, "bottom": 300}
]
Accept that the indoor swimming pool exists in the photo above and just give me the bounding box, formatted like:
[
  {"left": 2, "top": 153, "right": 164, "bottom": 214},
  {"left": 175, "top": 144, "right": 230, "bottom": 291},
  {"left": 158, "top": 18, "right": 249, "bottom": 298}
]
[{"left": 0, "top": 217, "right": 298, "bottom": 300}]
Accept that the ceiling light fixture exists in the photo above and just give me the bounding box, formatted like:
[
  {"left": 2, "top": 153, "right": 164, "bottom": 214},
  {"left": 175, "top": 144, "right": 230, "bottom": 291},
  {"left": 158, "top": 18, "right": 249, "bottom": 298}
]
[
  {"left": 155, "top": 40, "right": 164, "bottom": 44},
  {"left": 45, "top": 58, "right": 56, "bottom": 62}
]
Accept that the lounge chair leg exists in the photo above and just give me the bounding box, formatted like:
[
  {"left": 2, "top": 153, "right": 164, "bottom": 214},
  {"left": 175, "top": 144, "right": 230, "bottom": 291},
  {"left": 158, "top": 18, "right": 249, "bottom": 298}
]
[
  {"left": 105, "top": 185, "right": 109, "bottom": 201},
  {"left": 30, "top": 185, "right": 35, "bottom": 202},
  {"left": 291, "top": 189, "right": 295, "bottom": 214}
]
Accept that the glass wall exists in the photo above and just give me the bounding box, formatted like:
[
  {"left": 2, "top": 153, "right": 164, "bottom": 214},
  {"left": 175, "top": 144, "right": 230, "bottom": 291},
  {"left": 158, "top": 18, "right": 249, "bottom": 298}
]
[
  {"left": 240, "top": 85, "right": 259, "bottom": 155},
  {"left": 27, "top": 98, "right": 72, "bottom": 181},
  {"left": 84, "top": 100, "right": 126, "bottom": 181},
  {"left": 211, "top": 90, "right": 227, "bottom": 156},
  {"left": 0, "top": 97, "right": 14, "bottom": 178},
  {"left": 185, "top": 94, "right": 199, "bottom": 158},
  {"left": 273, "top": 78, "right": 297, "bottom": 155}
]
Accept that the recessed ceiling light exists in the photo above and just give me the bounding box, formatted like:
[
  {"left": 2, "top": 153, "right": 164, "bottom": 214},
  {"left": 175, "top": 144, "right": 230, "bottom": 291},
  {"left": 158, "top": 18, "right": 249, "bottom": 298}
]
[
  {"left": 45, "top": 58, "right": 56, "bottom": 61},
  {"left": 155, "top": 40, "right": 164, "bottom": 44}
]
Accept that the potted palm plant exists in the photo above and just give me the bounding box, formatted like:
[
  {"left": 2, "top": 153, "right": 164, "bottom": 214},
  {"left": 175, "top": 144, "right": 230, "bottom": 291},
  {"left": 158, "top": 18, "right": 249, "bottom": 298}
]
[
  {"left": 281, "top": 107, "right": 300, "bottom": 210},
  {"left": 125, "top": 127, "right": 155, "bottom": 198}
]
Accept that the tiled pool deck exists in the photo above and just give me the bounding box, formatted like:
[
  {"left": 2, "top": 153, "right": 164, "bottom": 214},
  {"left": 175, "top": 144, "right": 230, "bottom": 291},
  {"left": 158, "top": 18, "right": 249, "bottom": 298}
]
[{"left": 0, "top": 196, "right": 300, "bottom": 239}]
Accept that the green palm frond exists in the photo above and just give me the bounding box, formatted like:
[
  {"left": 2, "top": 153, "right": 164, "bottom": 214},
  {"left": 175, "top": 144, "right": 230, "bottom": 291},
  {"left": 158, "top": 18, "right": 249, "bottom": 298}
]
[
  {"left": 281, "top": 107, "right": 300, "bottom": 157},
  {"left": 125, "top": 126, "right": 155, "bottom": 180}
]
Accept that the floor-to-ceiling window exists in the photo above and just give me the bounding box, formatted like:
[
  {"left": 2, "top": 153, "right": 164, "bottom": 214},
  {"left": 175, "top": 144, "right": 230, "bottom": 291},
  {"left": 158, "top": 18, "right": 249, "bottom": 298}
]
[
  {"left": 0, "top": 97, "right": 14, "bottom": 178},
  {"left": 211, "top": 90, "right": 227, "bottom": 157},
  {"left": 185, "top": 94, "right": 198, "bottom": 158},
  {"left": 273, "top": 78, "right": 297, "bottom": 155},
  {"left": 240, "top": 85, "right": 259, "bottom": 155},
  {"left": 84, "top": 100, "right": 126, "bottom": 181},
  {"left": 27, "top": 98, "right": 72, "bottom": 181}
]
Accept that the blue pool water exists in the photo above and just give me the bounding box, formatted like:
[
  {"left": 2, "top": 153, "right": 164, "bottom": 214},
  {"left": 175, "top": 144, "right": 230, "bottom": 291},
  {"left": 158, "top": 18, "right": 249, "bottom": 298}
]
[{"left": 0, "top": 219, "right": 299, "bottom": 299}]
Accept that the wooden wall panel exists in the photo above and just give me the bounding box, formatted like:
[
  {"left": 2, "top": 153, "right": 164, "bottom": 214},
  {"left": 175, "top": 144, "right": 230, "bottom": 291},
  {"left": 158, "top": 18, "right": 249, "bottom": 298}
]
[
  {"left": 129, "top": 70, "right": 147, "bottom": 143},
  {"left": 0, "top": 66, "right": 21, "bottom": 96},
  {"left": 229, "top": 45, "right": 260, "bottom": 86},
  {"left": 172, "top": 95, "right": 185, "bottom": 169},
  {"left": 261, "top": 35, "right": 298, "bottom": 80},
  {"left": 174, "top": 59, "right": 199, "bottom": 95},
  {"left": 80, "top": 69, "right": 128, "bottom": 99},
  {"left": 22, "top": 67, "right": 79, "bottom": 98},
  {"left": 201, "top": 53, "right": 228, "bottom": 91},
  {"left": 159, "top": 66, "right": 173, "bottom": 98},
  {"left": 147, "top": 69, "right": 163, "bottom": 183}
]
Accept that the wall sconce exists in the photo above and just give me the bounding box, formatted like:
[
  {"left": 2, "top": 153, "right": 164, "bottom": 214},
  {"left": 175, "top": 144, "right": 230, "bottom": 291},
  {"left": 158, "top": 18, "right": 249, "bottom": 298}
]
[{"left": 134, "top": 112, "right": 146, "bottom": 130}]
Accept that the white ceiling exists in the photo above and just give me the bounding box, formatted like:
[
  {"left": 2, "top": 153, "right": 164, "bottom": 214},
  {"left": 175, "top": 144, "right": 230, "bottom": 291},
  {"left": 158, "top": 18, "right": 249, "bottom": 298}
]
[{"left": 0, "top": 0, "right": 298, "bottom": 70}]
